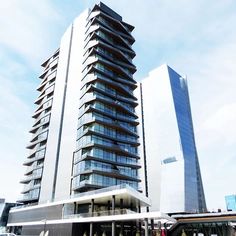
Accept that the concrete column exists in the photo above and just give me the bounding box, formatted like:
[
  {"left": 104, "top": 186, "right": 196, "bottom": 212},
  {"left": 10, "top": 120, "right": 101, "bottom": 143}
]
[
  {"left": 120, "top": 198, "right": 124, "bottom": 236},
  {"left": 74, "top": 202, "right": 77, "bottom": 214},
  {"left": 144, "top": 219, "right": 148, "bottom": 236},
  {"left": 108, "top": 200, "right": 111, "bottom": 215},
  {"left": 90, "top": 222, "right": 93, "bottom": 236},
  {"left": 151, "top": 219, "right": 154, "bottom": 231},
  {"left": 91, "top": 199, "right": 94, "bottom": 216},
  {"left": 138, "top": 205, "right": 141, "bottom": 213},
  {"left": 112, "top": 195, "right": 115, "bottom": 213},
  {"left": 90, "top": 199, "right": 94, "bottom": 236},
  {"left": 130, "top": 221, "right": 134, "bottom": 236},
  {"left": 130, "top": 202, "right": 133, "bottom": 211},
  {"left": 112, "top": 196, "right": 116, "bottom": 236},
  {"left": 120, "top": 198, "right": 123, "bottom": 212},
  {"left": 112, "top": 221, "right": 115, "bottom": 236}
]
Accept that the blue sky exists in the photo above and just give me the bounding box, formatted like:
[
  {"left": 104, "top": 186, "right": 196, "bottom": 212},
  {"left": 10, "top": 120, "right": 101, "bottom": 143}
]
[{"left": 0, "top": 0, "right": 236, "bottom": 210}]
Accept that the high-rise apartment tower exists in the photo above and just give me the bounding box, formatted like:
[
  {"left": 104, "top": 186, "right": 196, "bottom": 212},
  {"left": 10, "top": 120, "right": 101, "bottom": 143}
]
[{"left": 19, "top": 2, "right": 140, "bottom": 204}]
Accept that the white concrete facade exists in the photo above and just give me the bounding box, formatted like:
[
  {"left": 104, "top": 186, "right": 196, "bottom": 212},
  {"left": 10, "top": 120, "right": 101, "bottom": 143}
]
[
  {"left": 40, "top": 10, "right": 88, "bottom": 203},
  {"left": 140, "top": 65, "right": 184, "bottom": 212}
]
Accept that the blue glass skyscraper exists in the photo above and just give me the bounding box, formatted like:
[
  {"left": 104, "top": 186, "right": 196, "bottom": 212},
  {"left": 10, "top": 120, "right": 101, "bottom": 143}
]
[{"left": 141, "top": 64, "right": 207, "bottom": 213}]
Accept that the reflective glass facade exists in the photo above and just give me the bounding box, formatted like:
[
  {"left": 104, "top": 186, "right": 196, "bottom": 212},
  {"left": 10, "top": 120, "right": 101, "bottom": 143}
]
[
  {"left": 71, "top": 4, "right": 140, "bottom": 193},
  {"left": 167, "top": 66, "right": 206, "bottom": 212}
]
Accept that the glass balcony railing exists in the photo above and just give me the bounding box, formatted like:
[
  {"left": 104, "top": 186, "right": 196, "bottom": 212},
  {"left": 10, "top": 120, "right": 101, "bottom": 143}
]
[
  {"left": 95, "top": 55, "right": 133, "bottom": 79},
  {"left": 95, "top": 48, "right": 135, "bottom": 74},
  {"left": 18, "top": 188, "right": 40, "bottom": 202},
  {"left": 82, "top": 62, "right": 136, "bottom": 89},
  {"left": 74, "top": 165, "right": 138, "bottom": 179},
  {"left": 82, "top": 93, "right": 136, "bottom": 116},
  {"left": 77, "top": 138, "right": 138, "bottom": 156},
  {"left": 27, "top": 134, "right": 47, "bottom": 149},
  {"left": 20, "top": 172, "right": 42, "bottom": 184},
  {"left": 72, "top": 183, "right": 138, "bottom": 198},
  {"left": 89, "top": 104, "right": 137, "bottom": 124},
  {"left": 23, "top": 153, "right": 45, "bottom": 166},
  {"left": 97, "top": 16, "right": 134, "bottom": 44},
  {"left": 94, "top": 72, "right": 134, "bottom": 95},
  {"left": 72, "top": 177, "right": 139, "bottom": 191},
  {"left": 31, "top": 125, "right": 49, "bottom": 140},
  {"left": 74, "top": 151, "right": 140, "bottom": 167},
  {"left": 96, "top": 30, "right": 134, "bottom": 57},
  {"left": 21, "top": 182, "right": 41, "bottom": 194}
]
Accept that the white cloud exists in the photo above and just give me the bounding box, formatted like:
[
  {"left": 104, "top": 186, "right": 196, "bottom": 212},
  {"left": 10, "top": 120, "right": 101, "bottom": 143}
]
[
  {"left": 203, "top": 103, "right": 236, "bottom": 144},
  {"left": 0, "top": 0, "right": 63, "bottom": 67},
  {"left": 0, "top": 74, "right": 32, "bottom": 201}
]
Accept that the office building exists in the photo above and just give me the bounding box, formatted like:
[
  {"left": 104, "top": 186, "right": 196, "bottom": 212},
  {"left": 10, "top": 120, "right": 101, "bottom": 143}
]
[
  {"left": 7, "top": 3, "right": 175, "bottom": 236},
  {"left": 225, "top": 195, "right": 236, "bottom": 211},
  {"left": 140, "top": 64, "right": 207, "bottom": 213}
]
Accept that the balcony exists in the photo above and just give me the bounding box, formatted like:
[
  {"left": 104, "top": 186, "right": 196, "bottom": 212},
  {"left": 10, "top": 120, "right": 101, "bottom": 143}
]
[
  {"left": 96, "top": 15, "right": 135, "bottom": 44},
  {"left": 82, "top": 63, "right": 136, "bottom": 90},
  {"left": 41, "top": 49, "right": 59, "bottom": 68},
  {"left": 74, "top": 165, "right": 139, "bottom": 181},
  {"left": 82, "top": 73, "right": 136, "bottom": 99},
  {"left": 31, "top": 126, "right": 49, "bottom": 141},
  {"left": 83, "top": 55, "right": 134, "bottom": 83},
  {"left": 34, "top": 84, "right": 54, "bottom": 105},
  {"left": 18, "top": 194, "right": 39, "bottom": 203},
  {"left": 77, "top": 139, "right": 138, "bottom": 158},
  {"left": 72, "top": 178, "right": 139, "bottom": 192},
  {"left": 20, "top": 172, "right": 42, "bottom": 184},
  {"left": 78, "top": 127, "right": 139, "bottom": 147},
  {"left": 96, "top": 31, "right": 134, "bottom": 58},
  {"left": 84, "top": 37, "right": 134, "bottom": 66},
  {"left": 78, "top": 113, "right": 138, "bottom": 137},
  {"left": 21, "top": 182, "right": 41, "bottom": 194},
  {"left": 95, "top": 55, "right": 134, "bottom": 80},
  {"left": 86, "top": 20, "right": 134, "bottom": 53},
  {"left": 87, "top": 10, "right": 134, "bottom": 39},
  {"left": 24, "top": 163, "right": 44, "bottom": 175},
  {"left": 39, "top": 58, "right": 58, "bottom": 79},
  {"left": 95, "top": 47, "right": 136, "bottom": 72},
  {"left": 32, "top": 114, "right": 50, "bottom": 129},
  {"left": 30, "top": 115, "right": 50, "bottom": 133},
  {"left": 23, "top": 150, "right": 45, "bottom": 166},
  {"left": 79, "top": 104, "right": 138, "bottom": 125},
  {"left": 26, "top": 134, "right": 47, "bottom": 149},
  {"left": 37, "top": 70, "right": 56, "bottom": 91},
  {"left": 74, "top": 152, "right": 141, "bottom": 169},
  {"left": 99, "top": 10, "right": 134, "bottom": 35},
  {"left": 85, "top": 95, "right": 136, "bottom": 118}
]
